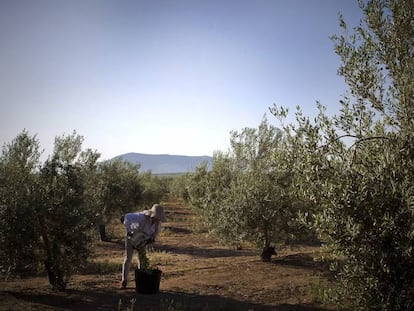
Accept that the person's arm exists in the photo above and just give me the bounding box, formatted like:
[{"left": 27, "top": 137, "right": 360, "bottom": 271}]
[
  {"left": 144, "top": 221, "right": 161, "bottom": 244},
  {"left": 153, "top": 222, "right": 162, "bottom": 239}
]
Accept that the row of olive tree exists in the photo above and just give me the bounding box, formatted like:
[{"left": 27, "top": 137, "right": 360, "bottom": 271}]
[
  {"left": 0, "top": 130, "right": 166, "bottom": 290},
  {"left": 173, "top": 0, "right": 414, "bottom": 309}
]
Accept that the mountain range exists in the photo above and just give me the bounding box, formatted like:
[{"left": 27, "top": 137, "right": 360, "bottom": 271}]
[{"left": 113, "top": 152, "right": 213, "bottom": 175}]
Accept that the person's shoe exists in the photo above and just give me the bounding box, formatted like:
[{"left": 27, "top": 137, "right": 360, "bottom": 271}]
[{"left": 120, "top": 280, "right": 127, "bottom": 289}]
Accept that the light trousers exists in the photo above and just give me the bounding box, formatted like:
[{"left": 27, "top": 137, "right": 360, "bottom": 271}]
[{"left": 121, "top": 236, "right": 147, "bottom": 282}]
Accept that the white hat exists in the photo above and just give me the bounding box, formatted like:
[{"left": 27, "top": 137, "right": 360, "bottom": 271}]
[{"left": 143, "top": 204, "right": 166, "bottom": 222}]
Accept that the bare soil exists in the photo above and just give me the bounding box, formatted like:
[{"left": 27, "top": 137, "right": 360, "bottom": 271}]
[{"left": 0, "top": 197, "right": 336, "bottom": 311}]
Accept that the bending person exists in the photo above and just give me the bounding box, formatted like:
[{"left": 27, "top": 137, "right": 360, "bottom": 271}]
[{"left": 120, "top": 204, "right": 166, "bottom": 289}]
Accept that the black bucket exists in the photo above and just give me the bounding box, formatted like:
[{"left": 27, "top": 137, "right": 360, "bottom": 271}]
[{"left": 135, "top": 268, "right": 162, "bottom": 294}]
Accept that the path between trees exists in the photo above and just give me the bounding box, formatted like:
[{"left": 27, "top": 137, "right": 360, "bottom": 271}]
[{"left": 0, "top": 197, "right": 335, "bottom": 310}]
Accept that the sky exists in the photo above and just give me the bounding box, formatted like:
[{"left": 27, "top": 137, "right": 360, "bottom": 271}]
[{"left": 0, "top": 0, "right": 363, "bottom": 161}]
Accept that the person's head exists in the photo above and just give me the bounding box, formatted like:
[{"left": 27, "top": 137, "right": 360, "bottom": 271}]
[{"left": 143, "top": 204, "right": 166, "bottom": 222}]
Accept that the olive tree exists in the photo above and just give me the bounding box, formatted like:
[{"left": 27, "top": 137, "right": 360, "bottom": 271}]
[
  {"left": 187, "top": 161, "right": 211, "bottom": 209},
  {"left": 95, "top": 159, "right": 142, "bottom": 241},
  {"left": 228, "top": 117, "right": 299, "bottom": 247},
  {"left": 95, "top": 160, "right": 169, "bottom": 241},
  {"left": 188, "top": 117, "right": 304, "bottom": 250},
  {"left": 35, "top": 131, "right": 100, "bottom": 290},
  {"left": 187, "top": 152, "right": 240, "bottom": 246},
  {"left": 0, "top": 130, "right": 101, "bottom": 290},
  {"left": 138, "top": 171, "right": 167, "bottom": 207},
  {"left": 169, "top": 173, "right": 192, "bottom": 202},
  {"left": 0, "top": 131, "right": 42, "bottom": 277},
  {"left": 271, "top": 0, "right": 414, "bottom": 309}
]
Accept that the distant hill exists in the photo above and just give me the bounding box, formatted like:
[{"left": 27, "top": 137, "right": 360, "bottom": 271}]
[{"left": 113, "top": 152, "right": 213, "bottom": 175}]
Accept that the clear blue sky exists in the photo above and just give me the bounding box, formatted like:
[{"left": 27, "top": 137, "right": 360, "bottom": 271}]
[{"left": 0, "top": 0, "right": 362, "bottom": 161}]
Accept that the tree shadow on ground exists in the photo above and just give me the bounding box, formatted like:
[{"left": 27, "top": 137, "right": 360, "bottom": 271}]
[
  {"left": 96, "top": 233, "right": 256, "bottom": 259},
  {"left": 272, "top": 254, "right": 328, "bottom": 272},
  {"left": 99, "top": 239, "right": 124, "bottom": 249},
  {"left": 157, "top": 244, "right": 257, "bottom": 258},
  {"left": 162, "top": 226, "right": 193, "bottom": 234},
  {"left": 3, "top": 288, "right": 331, "bottom": 311},
  {"left": 165, "top": 209, "right": 193, "bottom": 217}
]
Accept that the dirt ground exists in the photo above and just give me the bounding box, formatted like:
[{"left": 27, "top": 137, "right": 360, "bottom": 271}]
[{"left": 0, "top": 197, "right": 337, "bottom": 311}]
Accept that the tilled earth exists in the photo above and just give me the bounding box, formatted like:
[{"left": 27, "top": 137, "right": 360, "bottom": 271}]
[{"left": 0, "top": 198, "right": 336, "bottom": 311}]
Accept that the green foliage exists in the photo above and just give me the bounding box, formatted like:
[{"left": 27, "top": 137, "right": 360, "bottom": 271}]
[
  {"left": 96, "top": 159, "right": 142, "bottom": 224},
  {"left": 94, "top": 158, "right": 170, "bottom": 241},
  {"left": 271, "top": 1, "right": 414, "bottom": 309},
  {"left": 0, "top": 130, "right": 42, "bottom": 277},
  {"left": 0, "top": 131, "right": 100, "bottom": 290},
  {"left": 169, "top": 173, "right": 192, "bottom": 202},
  {"left": 188, "top": 152, "right": 242, "bottom": 247},
  {"left": 138, "top": 171, "right": 167, "bottom": 208},
  {"left": 35, "top": 131, "right": 99, "bottom": 290},
  {"left": 187, "top": 117, "right": 309, "bottom": 249}
]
